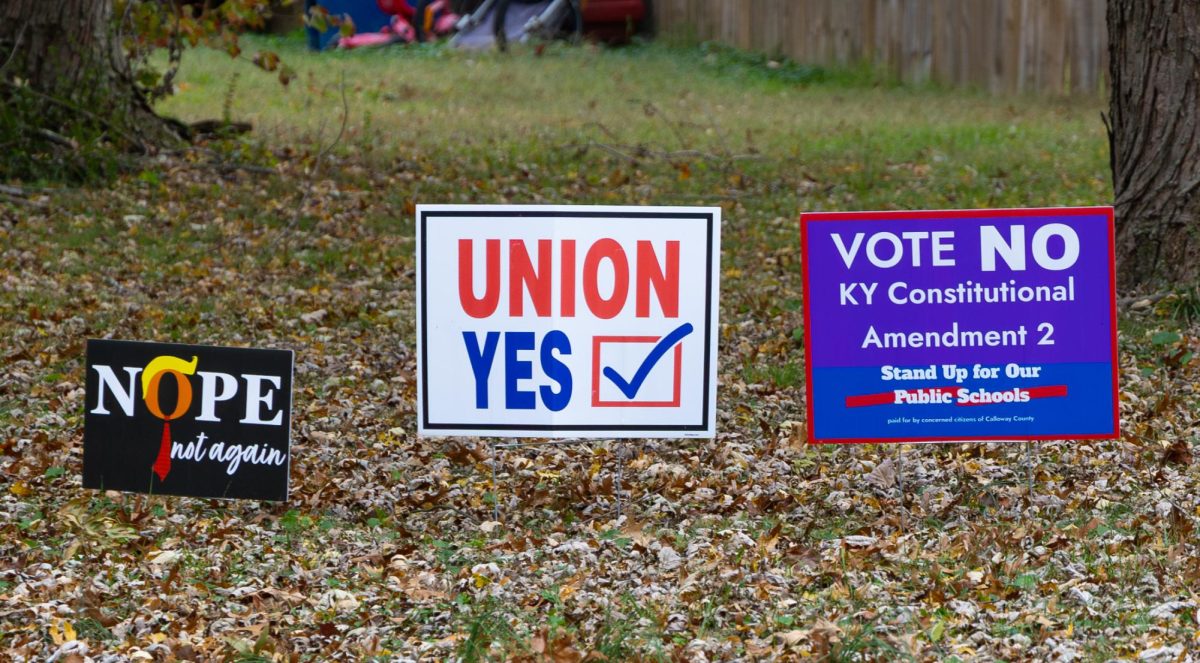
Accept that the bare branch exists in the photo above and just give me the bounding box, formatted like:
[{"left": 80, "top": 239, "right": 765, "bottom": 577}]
[
  {"left": 272, "top": 71, "right": 351, "bottom": 255},
  {"left": 315, "top": 70, "right": 351, "bottom": 170},
  {"left": 34, "top": 128, "right": 79, "bottom": 151},
  {"left": 0, "top": 184, "right": 47, "bottom": 208},
  {"left": 586, "top": 141, "right": 639, "bottom": 163},
  {"left": 0, "top": 21, "right": 28, "bottom": 74}
]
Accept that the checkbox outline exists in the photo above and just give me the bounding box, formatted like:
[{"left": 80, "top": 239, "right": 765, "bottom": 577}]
[{"left": 591, "top": 335, "right": 683, "bottom": 407}]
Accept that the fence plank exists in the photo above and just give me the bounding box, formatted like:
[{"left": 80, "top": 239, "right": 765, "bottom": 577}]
[{"left": 1042, "top": 0, "right": 1068, "bottom": 93}]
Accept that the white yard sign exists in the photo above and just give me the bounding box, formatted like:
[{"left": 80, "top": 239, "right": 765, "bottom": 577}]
[{"left": 417, "top": 205, "right": 720, "bottom": 438}]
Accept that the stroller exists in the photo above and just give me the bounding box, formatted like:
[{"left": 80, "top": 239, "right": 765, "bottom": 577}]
[{"left": 451, "top": 0, "right": 582, "bottom": 51}]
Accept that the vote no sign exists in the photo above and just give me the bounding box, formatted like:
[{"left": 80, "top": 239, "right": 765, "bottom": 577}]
[
  {"left": 801, "top": 207, "right": 1119, "bottom": 443},
  {"left": 417, "top": 205, "right": 720, "bottom": 438}
]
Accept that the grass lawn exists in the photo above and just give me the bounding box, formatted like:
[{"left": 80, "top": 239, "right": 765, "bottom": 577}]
[
  {"left": 3, "top": 35, "right": 1199, "bottom": 661},
  {"left": 159, "top": 36, "right": 1109, "bottom": 215}
]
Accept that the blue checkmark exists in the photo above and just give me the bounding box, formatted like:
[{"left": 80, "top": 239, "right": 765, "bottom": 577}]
[{"left": 602, "top": 322, "right": 694, "bottom": 399}]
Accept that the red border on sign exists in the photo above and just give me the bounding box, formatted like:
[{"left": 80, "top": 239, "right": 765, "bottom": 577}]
[
  {"left": 591, "top": 336, "right": 683, "bottom": 407},
  {"left": 799, "top": 206, "right": 1120, "bottom": 444}
]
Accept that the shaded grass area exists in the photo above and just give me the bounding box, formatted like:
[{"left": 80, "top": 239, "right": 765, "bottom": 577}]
[{"left": 10, "top": 35, "right": 1200, "bottom": 663}]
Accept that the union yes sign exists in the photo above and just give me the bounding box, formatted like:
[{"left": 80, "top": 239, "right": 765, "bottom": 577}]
[{"left": 417, "top": 205, "right": 721, "bottom": 438}]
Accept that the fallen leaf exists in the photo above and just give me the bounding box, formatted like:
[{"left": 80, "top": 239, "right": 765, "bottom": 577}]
[
  {"left": 300, "top": 309, "right": 327, "bottom": 324},
  {"left": 147, "top": 549, "right": 181, "bottom": 565}
]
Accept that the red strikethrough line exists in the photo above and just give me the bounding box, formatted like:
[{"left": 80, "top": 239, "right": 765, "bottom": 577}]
[{"left": 844, "top": 384, "right": 1069, "bottom": 408}]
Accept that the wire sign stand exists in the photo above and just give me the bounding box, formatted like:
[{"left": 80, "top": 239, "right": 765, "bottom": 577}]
[
  {"left": 800, "top": 208, "right": 1120, "bottom": 513},
  {"left": 415, "top": 205, "right": 722, "bottom": 525},
  {"left": 487, "top": 439, "right": 630, "bottom": 523}
]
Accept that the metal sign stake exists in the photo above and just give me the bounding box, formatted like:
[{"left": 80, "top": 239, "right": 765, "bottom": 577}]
[
  {"left": 614, "top": 445, "right": 625, "bottom": 520},
  {"left": 488, "top": 438, "right": 614, "bottom": 523},
  {"left": 491, "top": 442, "right": 500, "bottom": 523},
  {"left": 1025, "top": 440, "right": 1035, "bottom": 497}
]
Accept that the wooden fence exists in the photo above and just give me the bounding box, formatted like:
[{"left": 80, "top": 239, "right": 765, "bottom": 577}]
[{"left": 653, "top": 0, "right": 1108, "bottom": 95}]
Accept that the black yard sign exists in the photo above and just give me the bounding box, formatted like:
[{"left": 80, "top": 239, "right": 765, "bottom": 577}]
[{"left": 84, "top": 339, "right": 293, "bottom": 501}]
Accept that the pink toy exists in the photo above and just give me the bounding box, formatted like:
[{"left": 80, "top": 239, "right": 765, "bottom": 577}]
[
  {"left": 337, "top": 14, "right": 416, "bottom": 48},
  {"left": 338, "top": 0, "right": 457, "bottom": 48}
]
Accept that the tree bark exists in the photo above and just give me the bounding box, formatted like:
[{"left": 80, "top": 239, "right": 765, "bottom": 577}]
[
  {"left": 1109, "top": 0, "right": 1200, "bottom": 290},
  {"left": 0, "top": 0, "right": 181, "bottom": 153}
]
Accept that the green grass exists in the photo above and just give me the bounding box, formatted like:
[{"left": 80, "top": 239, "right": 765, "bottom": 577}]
[
  {"left": 159, "top": 35, "right": 1110, "bottom": 223},
  {"left": 743, "top": 361, "right": 803, "bottom": 389}
]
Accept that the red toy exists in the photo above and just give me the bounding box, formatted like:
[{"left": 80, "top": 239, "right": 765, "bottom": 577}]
[
  {"left": 582, "top": 0, "right": 650, "bottom": 44},
  {"left": 338, "top": 0, "right": 458, "bottom": 48}
]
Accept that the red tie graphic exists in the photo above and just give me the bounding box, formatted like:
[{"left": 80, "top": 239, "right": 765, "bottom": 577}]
[
  {"left": 141, "top": 355, "right": 198, "bottom": 483},
  {"left": 153, "top": 421, "right": 172, "bottom": 481}
]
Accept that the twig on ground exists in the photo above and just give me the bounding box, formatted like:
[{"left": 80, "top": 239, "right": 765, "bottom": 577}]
[
  {"left": 637, "top": 100, "right": 690, "bottom": 152},
  {"left": 658, "top": 193, "right": 753, "bottom": 202},
  {"left": 581, "top": 121, "right": 622, "bottom": 142},
  {"left": 657, "top": 148, "right": 763, "bottom": 162},
  {"left": 1117, "top": 292, "right": 1170, "bottom": 309},
  {"left": 194, "top": 161, "right": 276, "bottom": 176},
  {"left": 582, "top": 102, "right": 762, "bottom": 171},
  {"left": 34, "top": 128, "right": 79, "bottom": 151},
  {"left": 569, "top": 141, "right": 763, "bottom": 166},
  {"left": 154, "top": 146, "right": 275, "bottom": 175},
  {"left": 587, "top": 141, "right": 639, "bottom": 163},
  {"left": 700, "top": 102, "right": 736, "bottom": 167},
  {"left": 0, "top": 191, "right": 45, "bottom": 208}
]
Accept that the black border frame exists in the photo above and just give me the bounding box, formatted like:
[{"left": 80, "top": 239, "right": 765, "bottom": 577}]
[{"left": 419, "top": 209, "right": 717, "bottom": 433}]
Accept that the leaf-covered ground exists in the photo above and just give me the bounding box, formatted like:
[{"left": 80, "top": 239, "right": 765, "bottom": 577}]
[{"left": 3, "top": 39, "right": 1199, "bottom": 662}]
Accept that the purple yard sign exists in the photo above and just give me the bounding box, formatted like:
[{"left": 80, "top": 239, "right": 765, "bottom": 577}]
[{"left": 801, "top": 207, "right": 1118, "bottom": 444}]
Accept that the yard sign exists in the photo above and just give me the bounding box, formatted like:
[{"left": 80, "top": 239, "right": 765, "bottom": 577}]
[
  {"left": 417, "top": 205, "right": 720, "bottom": 438},
  {"left": 84, "top": 339, "right": 293, "bottom": 500},
  {"left": 801, "top": 207, "right": 1118, "bottom": 443}
]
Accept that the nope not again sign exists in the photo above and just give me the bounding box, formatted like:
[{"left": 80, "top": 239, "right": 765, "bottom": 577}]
[
  {"left": 84, "top": 339, "right": 293, "bottom": 501},
  {"left": 417, "top": 205, "right": 721, "bottom": 438}
]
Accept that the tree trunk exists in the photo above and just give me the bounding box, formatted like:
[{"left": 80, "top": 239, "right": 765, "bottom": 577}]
[
  {"left": 1109, "top": 0, "right": 1200, "bottom": 290},
  {"left": 0, "top": 0, "right": 181, "bottom": 155}
]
